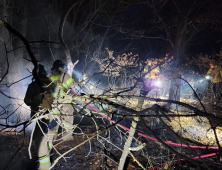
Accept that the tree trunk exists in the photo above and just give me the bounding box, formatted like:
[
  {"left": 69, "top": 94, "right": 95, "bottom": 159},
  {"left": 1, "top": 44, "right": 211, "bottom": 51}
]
[
  {"left": 58, "top": 2, "right": 79, "bottom": 76},
  {"left": 168, "top": 45, "right": 185, "bottom": 102},
  {"left": 118, "top": 97, "right": 144, "bottom": 170},
  {"left": 2, "top": 0, "right": 28, "bottom": 123},
  {"left": 168, "top": 78, "right": 181, "bottom": 101},
  {"left": 11, "top": 1, "right": 28, "bottom": 122}
]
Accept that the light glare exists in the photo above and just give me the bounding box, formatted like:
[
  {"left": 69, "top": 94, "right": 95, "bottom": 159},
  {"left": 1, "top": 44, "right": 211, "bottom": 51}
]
[
  {"left": 155, "top": 80, "right": 161, "bottom": 87},
  {"left": 205, "top": 75, "right": 211, "bottom": 80}
]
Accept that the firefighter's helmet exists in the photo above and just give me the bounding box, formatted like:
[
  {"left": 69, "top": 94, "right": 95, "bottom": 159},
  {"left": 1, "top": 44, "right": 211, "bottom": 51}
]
[
  {"left": 38, "top": 64, "right": 47, "bottom": 75},
  {"left": 51, "top": 60, "right": 66, "bottom": 70}
]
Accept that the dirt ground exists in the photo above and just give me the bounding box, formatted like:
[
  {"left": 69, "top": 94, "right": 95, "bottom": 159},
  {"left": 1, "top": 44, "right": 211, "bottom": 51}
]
[
  {"left": 1, "top": 111, "right": 222, "bottom": 170},
  {"left": 0, "top": 132, "right": 118, "bottom": 170},
  {"left": 0, "top": 126, "right": 143, "bottom": 170}
]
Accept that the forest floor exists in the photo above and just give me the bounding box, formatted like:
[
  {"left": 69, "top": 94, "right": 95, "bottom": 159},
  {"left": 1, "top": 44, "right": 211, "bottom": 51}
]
[
  {"left": 1, "top": 121, "right": 222, "bottom": 170},
  {"left": 0, "top": 128, "right": 114, "bottom": 170},
  {"left": 1, "top": 98, "right": 222, "bottom": 170},
  {"left": 0, "top": 126, "right": 141, "bottom": 170}
]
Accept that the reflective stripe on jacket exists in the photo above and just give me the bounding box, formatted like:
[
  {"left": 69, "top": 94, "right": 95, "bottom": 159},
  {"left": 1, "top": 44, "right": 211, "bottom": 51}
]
[
  {"left": 39, "top": 156, "right": 50, "bottom": 164},
  {"left": 50, "top": 71, "right": 76, "bottom": 98}
]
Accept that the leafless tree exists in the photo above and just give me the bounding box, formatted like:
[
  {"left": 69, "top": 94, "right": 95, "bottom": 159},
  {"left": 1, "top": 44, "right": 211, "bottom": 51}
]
[{"left": 0, "top": 1, "right": 222, "bottom": 170}]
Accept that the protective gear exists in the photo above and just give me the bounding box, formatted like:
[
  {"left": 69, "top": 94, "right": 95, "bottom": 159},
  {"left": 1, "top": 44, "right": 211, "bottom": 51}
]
[
  {"left": 40, "top": 93, "right": 53, "bottom": 110},
  {"left": 50, "top": 73, "right": 75, "bottom": 99},
  {"left": 209, "top": 62, "right": 214, "bottom": 66},
  {"left": 206, "top": 64, "right": 222, "bottom": 83},
  {"left": 206, "top": 64, "right": 222, "bottom": 104},
  {"left": 38, "top": 155, "right": 51, "bottom": 170},
  {"left": 24, "top": 70, "right": 53, "bottom": 116},
  {"left": 24, "top": 65, "right": 54, "bottom": 169},
  {"left": 47, "top": 64, "right": 76, "bottom": 147},
  {"left": 51, "top": 60, "right": 66, "bottom": 71},
  {"left": 38, "top": 64, "right": 48, "bottom": 75},
  {"left": 24, "top": 81, "right": 43, "bottom": 116}
]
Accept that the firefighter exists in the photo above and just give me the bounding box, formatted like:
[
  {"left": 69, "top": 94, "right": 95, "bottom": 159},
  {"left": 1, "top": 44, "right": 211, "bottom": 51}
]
[
  {"left": 24, "top": 64, "right": 54, "bottom": 170},
  {"left": 206, "top": 62, "right": 222, "bottom": 103},
  {"left": 47, "top": 60, "right": 76, "bottom": 152}
]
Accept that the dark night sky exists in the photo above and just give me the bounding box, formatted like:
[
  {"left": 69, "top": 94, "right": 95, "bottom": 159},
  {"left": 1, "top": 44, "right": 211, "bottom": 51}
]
[
  {"left": 1, "top": 3, "right": 222, "bottom": 169},
  {"left": 0, "top": 0, "right": 222, "bottom": 96},
  {"left": 14, "top": 0, "right": 221, "bottom": 66}
]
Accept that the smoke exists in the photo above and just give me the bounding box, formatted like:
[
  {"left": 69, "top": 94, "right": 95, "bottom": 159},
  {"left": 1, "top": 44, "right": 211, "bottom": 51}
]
[{"left": 180, "top": 73, "right": 208, "bottom": 99}]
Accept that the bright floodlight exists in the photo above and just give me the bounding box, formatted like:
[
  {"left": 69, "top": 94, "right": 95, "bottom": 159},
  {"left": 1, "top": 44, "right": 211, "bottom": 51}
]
[
  {"left": 155, "top": 80, "right": 161, "bottom": 87},
  {"left": 205, "top": 75, "right": 211, "bottom": 80}
]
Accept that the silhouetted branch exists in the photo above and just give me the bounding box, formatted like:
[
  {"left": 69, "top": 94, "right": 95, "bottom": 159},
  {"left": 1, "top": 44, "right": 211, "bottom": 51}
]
[
  {"left": 0, "top": 41, "right": 9, "bottom": 84},
  {"left": 0, "top": 18, "right": 44, "bottom": 93},
  {"left": 0, "top": 75, "right": 32, "bottom": 87}
]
